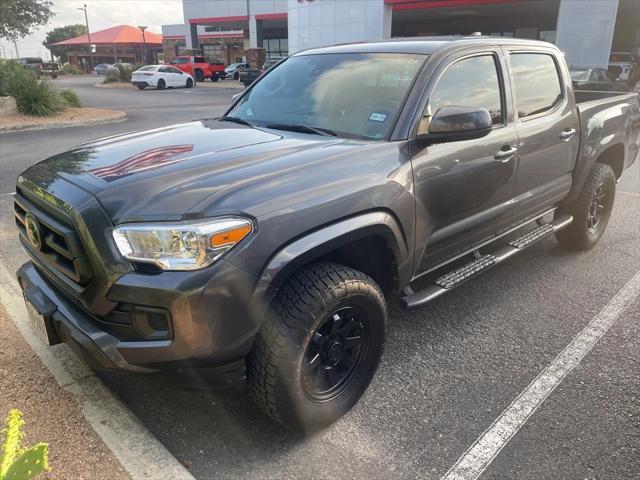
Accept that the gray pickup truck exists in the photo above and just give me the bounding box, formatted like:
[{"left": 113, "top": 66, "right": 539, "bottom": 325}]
[{"left": 15, "top": 37, "right": 640, "bottom": 430}]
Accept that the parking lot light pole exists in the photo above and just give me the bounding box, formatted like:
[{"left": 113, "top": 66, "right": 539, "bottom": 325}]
[
  {"left": 138, "top": 26, "right": 147, "bottom": 65},
  {"left": 77, "top": 4, "right": 92, "bottom": 71}
]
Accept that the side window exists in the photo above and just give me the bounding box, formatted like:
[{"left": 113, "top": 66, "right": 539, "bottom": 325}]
[
  {"left": 428, "top": 55, "right": 503, "bottom": 125},
  {"left": 509, "top": 53, "right": 563, "bottom": 118},
  {"left": 194, "top": 56, "right": 206, "bottom": 64}
]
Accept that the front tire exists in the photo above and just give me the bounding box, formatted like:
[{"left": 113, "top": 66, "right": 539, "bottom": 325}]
[
  {"left": 247, "top": 262, "right": 386, "bottom": 431},
  {"left": 186, "top": 78, "right": 194, "bottom": 88},
  {"left": 194, "top": 69, "right": 205, "bottom": 82},
  {"left": 556, "top": 163, "right": 616, "bottom": 250}
]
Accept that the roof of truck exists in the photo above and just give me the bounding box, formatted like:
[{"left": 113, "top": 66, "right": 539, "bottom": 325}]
[{"left": 295, "top": 36, "right": 557, "bottom": 56}]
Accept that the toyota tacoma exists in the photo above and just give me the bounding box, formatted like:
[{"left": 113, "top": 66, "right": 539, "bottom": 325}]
[{"left": 15, "top": 37, "right": 640, "bottom": 430}]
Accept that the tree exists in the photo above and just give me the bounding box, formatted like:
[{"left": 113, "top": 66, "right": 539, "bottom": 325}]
[
  {"left": 0, "top": 0, "right": 54, "bottom": 40},
  {"left": 43, "top": 24, "right": 88, "bottom": 62}
]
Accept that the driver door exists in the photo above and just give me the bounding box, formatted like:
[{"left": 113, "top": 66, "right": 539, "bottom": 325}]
[{"left": 411, "top": 51, "right": 519, "bottom": 273}]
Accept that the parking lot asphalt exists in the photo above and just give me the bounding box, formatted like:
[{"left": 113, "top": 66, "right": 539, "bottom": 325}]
[{"left": 0, "top": 78, "right": 638, "bottom": 479}]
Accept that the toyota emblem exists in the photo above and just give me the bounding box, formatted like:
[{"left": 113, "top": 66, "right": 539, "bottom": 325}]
[{"left": 25, "top": 212, "right": 42, "bottom": 250}]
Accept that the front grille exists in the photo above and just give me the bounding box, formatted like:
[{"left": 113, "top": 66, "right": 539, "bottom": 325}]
[{"left": 14, "top": 192, "right": 93, "bottom": 286}]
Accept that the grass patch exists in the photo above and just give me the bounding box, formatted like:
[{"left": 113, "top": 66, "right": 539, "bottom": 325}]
[
  {"left": 60, "top": 88, "right": 81, "bottom": 107},
  {"left": 12, "top": 74, "right": 66, "bottom": 116},
  {"left": 103, "top": 70, "right": 120, "bottom": 83},
  {"left": 61, "top": 64, "right": 84, "bottom": 75}
]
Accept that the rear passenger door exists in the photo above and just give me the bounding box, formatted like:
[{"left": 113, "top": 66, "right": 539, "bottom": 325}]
[{"left": 506, "top": 50, "right": 579, "bottom": 216}]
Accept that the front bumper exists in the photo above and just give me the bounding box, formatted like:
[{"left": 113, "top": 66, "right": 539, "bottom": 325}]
[{"left": 17, "top": 258, "right": 261, "bottom": 373}]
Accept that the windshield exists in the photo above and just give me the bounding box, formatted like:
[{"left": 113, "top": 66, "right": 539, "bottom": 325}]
[
  {"left": 228, "top": 53, "right": 426, "bottom": 140},
  {"left": 570, "top": 69, "right": 590, "bottom": 81}
]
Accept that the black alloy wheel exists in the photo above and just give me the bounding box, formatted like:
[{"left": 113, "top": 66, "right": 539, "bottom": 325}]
[
  {"left": 587, "top": 183, "right": 607, "bottom": 233},
  {"left": 556, "top": 162, "right": 616, "bottom": 250},
  {"left": 157, "top": 79, "right": 166, "bottom": 90},
  {"left": 302, "top": 306, "right": 368, "bottom": 401}
]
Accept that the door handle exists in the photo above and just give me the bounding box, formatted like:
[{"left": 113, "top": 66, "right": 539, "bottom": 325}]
[
  {"left": 559, "top": 128, "right": 577, "bottom": 141},
  {"left": 494, "top": 146, "right": 518, "bottom": 162}
]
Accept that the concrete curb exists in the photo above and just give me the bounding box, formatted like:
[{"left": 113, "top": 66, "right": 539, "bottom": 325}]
[
  {"left": 94, "top": 82, "right": 135, "bottom": 90},
  {"left": 0, "top": 264, "right": 196, "bottom": 480},
  {"left": 0, "top": 111, "right": 127, "bottom": 133}
]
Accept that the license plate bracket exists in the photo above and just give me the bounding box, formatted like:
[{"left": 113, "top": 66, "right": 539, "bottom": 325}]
[{"left": 23, "top": 287, "right": 59, "bottom": 346}]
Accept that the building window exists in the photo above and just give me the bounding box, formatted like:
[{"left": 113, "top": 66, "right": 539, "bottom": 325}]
[
  {"left": 175, "top": 44, "right": 188, "bottom": 56},
  {"left": 264, "top": 38, "right": 288, "bottom": 58},
  {"left": 202, "top": 44, "right": 223, "bottom": 62},
  {"left": 539, "top": 30, "right": 556, "bottom": 43}
]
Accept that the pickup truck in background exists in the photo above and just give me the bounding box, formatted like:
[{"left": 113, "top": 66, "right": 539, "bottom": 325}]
[
  {"left": 168, "top": 55, "right": 225, "bottom": 82},
  {"left": 14, "top": 37, "right": 640, "bottom": 430},
  {"left": 18, "top": 57, "right": 59, "bottom": 78}
]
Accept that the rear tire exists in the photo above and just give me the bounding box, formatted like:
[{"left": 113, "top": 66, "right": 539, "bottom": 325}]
[
  {"left": 556, "top": 163, "right": 616, "bottom": 250},
  {"left": 156, "top": 79, "right": 166, "bottom": 90},
  {"left": 137, "top": 85, "right": 146, "bottom": 90},
  {"left": 210, "top": 74, "right": 219, "bottom": 82},
  {"left": 247, "top": 262, "right": 386, "bottom": 431}
]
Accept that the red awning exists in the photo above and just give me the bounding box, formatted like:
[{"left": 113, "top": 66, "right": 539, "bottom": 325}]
[{"left": 52, "top": 25, "right": 162, "bottom": 46}]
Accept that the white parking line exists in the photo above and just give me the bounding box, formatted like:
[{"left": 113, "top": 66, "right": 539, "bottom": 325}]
[
  {"left": 0, "top": 264, "right": 196, "bottom": 480},
  {"left": 441, "top": 271, "right": 640, "bottom": 480}
]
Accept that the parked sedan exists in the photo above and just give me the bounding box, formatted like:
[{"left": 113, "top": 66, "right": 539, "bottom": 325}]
[
  {"left": 94, "top": 63, "right": 112, "bottom": 75},
  {"left": 224, "top": 62, "right": 250, "bottom": 80},
  {"left": 131, "top": 65, "right": 195, "bottom": 90}
]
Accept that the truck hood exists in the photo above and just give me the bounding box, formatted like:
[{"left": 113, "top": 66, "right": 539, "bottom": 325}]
[{"left": 24, "top": 120, "right": 373, "bottom": 223}]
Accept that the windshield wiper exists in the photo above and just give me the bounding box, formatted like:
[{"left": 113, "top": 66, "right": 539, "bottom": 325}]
[
  {"left": 265, "top": 123, "right": 337, "bottom": 137},
  {"left": 217, "top": 115, "right": 252, "bottom": 127}
]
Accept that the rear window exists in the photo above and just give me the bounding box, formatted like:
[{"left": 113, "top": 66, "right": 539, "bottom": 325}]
[
  {"left": 138, "top": 66, "right": 156, "bottom": 71},
  {"left": 193, "top": 57, "right": 206, "bottom": 63},
  {"left": 510, "top": 53, "right": 563, "bottom": 118}
]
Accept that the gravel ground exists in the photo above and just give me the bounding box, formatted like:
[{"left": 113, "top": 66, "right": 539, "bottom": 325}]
[{"left": 0, "top": 305, "right": 129, "bottom": 480}]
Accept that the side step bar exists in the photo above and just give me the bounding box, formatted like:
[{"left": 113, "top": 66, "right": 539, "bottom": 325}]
[{"left": 401, "top": 214, "right": 573, "bottom": 309}]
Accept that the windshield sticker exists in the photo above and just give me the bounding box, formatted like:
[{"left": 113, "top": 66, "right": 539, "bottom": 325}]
[{"left": 369, "top": 112, "right": 388, "bottom": 122}]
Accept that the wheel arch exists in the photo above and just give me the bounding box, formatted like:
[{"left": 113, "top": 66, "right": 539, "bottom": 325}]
[
  {"left": 565, "top": 139, "right": 626, "bottom": 204},
  {"left": 250, "top": 211, "right": 411, "bottom": 320}
]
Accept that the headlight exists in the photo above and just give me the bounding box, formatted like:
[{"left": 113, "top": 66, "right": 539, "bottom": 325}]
[{"left": 112, "top": 217, "right": 253, "bottom": 271}]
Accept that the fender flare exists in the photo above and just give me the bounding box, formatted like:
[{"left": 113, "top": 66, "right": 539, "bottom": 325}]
[
  {"left": 250, "top": 211, "right": 410, "bottom": 319},
  {"left": 565, "top": 123, "right": 626, "bottom": 204}
]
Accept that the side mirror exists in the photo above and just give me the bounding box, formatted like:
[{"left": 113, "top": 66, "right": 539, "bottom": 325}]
[{"left": 419, "top": 105, "right": 493, "bottom": 144}]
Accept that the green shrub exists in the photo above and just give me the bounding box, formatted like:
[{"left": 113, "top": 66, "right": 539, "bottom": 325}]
[
  {"left": 0, "top": 60, "right": 27, "bottom": 97},
  {"left": 103, "top": 70, "right": 119, "bottom": 83},
  {"left": 59, "top": 88, "right": 81, "bottom": 108},
  {"left": 12, "top": 75, "right": 66, "bottom": 116},
  {"left": 116, "top": 64, "right": 133, "bottom": 82},
  {"left": 61, "top": 63, "right": 83, "bottom": 75}
]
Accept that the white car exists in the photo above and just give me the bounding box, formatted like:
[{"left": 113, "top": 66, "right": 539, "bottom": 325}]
[{"left": 131, "top": 65, "right": 195, "bottom": 90}]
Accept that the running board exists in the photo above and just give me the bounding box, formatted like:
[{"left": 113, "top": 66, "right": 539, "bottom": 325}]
[{"left": 401, "top": 215, "right": 573, "bottom": 309}]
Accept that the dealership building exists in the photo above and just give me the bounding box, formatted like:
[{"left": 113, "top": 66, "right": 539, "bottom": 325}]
[{"left": 162, "top": 0, "right": 639, "bottom": 68}]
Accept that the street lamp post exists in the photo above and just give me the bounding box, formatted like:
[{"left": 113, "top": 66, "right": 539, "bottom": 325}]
[
  {"left": 138, "top": 26, "right": 147, "bottom": 64},
  {"left": 77, "top": 4, "right": 92, "bottom": 71}
]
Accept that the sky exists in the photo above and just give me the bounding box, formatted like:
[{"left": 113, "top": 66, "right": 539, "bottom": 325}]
[{"left": 0, "top": 0, "right": 184, "bottom": 59}]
